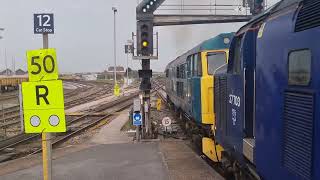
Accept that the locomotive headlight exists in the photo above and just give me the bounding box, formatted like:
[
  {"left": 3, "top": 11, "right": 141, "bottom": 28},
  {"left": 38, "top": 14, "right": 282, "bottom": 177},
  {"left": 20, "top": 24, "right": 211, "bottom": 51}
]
[{"left": 224, "top": 38, "right": 230, "bottom": 44}]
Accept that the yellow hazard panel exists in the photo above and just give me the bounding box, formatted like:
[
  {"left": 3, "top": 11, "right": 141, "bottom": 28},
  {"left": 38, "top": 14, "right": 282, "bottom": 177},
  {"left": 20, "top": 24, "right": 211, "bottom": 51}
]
[
  {"left": 23, "top": 109, "right": 66, "bottom": 133},
  {"left": 258, "top": 23, "right": 266, "bottom": 38},
  {"left": 114, "top": 84, "right": 120, "bottom": 96},
  {"left": 202, "top": 137, "right": 224, "bottom": 162},
  {"left": 22, "top": 80, "right": 64, "bottom": 110},
  {"left": 22, "top": 80, "right": 66, "bottom": 133},
  {"left": 157, "top": 98, "right": 162, "bottom": 111},
  {"left": 26, "top": 48, "right": 58, "bottom": 82}
]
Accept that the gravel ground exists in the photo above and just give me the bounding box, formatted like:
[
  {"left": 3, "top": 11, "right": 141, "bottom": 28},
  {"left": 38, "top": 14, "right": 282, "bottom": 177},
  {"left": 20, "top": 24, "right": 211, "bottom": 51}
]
[{"left": 150, "top": 95, "right": 186, "bottom": 140}]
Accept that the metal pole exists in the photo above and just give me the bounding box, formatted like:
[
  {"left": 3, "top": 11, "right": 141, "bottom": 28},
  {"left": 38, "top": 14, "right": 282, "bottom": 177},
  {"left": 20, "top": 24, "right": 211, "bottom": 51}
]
[
  {"left": 42, "top": 33, "right": 52, "bottom": 180},
  {"left": 142, "top": 60, "right": 151, "bottom": 138},
  {"left": 19, "top": 84, "right": 24, "bottom": 133},
  {"left": 1, "top": 105, "right": 3, "bottom": 124},
  {"left": 112, "top": 7, "right": 117, "bottom": 85},
  {"left": 4, "top": 48, "right": 7, "bottom": 76},
  {"left": 126, "top": 53, "right": 129, "bottom": 86},
  {"left": 136, "top": 126, "right": 140, "bottom": 142}
]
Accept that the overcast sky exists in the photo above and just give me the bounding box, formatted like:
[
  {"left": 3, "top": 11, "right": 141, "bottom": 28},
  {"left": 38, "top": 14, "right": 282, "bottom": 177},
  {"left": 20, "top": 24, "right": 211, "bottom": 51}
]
[{"left": 0, "top": 0, "right": 280, "bottom": 73}]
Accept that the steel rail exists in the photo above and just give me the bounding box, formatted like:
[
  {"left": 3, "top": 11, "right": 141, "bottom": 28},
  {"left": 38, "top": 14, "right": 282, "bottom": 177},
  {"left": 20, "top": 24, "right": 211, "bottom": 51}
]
[
  {"left": 0, "top": 94, "right": 18, "bottom": 101},
  {"left": 0, "top": 87, "right": 113, "bottom": 128},
  {"left": 0, "top": 91, "right": 139, "bottom": 153}
]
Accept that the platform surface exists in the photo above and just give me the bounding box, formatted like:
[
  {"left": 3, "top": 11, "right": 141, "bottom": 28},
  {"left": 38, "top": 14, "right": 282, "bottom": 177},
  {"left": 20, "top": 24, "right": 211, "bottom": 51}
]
[
  {"left": 0, "top": 110, "right": 224, "bottom": 180},
  {"left": 0, "top": 143, "right": 168, "bottom": 180}
]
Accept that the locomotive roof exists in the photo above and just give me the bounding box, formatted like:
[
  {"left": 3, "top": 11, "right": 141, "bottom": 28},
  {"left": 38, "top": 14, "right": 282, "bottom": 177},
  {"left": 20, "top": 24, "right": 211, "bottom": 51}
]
[
  {"left": 237, "top": 0, "right": 302, "bottom": 34},
  {"left": 188, "top": 32, "right": 234, "bottom": 55},
  {"left": 166, "top": 32, "right": 234, "bottom": 69}
]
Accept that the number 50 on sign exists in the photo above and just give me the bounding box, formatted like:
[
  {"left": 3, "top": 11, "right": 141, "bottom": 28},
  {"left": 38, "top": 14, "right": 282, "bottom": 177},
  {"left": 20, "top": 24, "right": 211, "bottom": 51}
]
[{"left": 26, "top": 48, "right": 58, "bottom": 82}]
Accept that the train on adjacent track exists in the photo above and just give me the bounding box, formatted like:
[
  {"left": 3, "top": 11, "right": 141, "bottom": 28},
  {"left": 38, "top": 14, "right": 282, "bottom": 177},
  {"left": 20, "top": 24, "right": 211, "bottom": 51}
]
[
  {"left": 0, "top": 75, "right": 28, "bottom": 92},
  {"left": 165, "top": 0, "right": 319, "bottom": 179}
]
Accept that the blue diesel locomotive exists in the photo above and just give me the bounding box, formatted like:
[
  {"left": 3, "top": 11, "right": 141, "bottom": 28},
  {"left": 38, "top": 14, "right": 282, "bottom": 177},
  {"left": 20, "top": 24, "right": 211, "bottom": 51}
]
[
  {"left": 214, "top": 0, "right": 320, "bottom": 179},
  {"left": 166, "top": 0, "right": 320, "bottom": 179}
]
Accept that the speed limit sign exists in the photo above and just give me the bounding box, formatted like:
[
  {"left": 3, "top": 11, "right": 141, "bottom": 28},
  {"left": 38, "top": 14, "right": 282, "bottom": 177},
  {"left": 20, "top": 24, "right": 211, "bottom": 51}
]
[
  {"left": 26, "top": 48, "right": 58, "bottom": 82},
  {"left": 162, "top": 117, "right": 172, "bottom": 127}
]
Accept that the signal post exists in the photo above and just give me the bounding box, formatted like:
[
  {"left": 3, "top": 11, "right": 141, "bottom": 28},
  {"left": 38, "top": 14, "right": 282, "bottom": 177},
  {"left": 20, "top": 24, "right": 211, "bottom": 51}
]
[{"left": 135, "top": 1, "right": 160, "bottom": 138}]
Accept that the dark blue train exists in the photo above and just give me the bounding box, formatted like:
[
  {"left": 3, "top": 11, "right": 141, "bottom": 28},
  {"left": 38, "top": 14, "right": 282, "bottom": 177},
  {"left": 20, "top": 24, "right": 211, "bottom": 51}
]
[{"left": 166, "top": 0, "right": 320, "bottom": 179}]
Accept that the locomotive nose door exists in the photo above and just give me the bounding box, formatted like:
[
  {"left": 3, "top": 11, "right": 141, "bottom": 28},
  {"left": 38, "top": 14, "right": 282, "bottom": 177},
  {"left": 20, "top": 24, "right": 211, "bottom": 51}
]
[
  {"left": 225, "top": 35, "right": 244, "bottom": 153},
  {"left": 224, "top": 31, "right": 256, "bottom": 156}
]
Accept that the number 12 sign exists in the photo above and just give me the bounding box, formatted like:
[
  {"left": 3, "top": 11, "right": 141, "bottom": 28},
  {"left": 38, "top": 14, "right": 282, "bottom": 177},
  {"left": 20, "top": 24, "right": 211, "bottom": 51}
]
[{"left": 34, "top": 14, "right": 54, "bottom": 34}]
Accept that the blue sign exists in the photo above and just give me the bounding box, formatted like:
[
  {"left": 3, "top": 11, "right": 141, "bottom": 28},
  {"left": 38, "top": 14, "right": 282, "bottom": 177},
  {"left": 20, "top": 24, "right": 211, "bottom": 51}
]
[
  {"left": 133, "top": 112, "right": 142, "bottom": 126},
  {"left": 34, "top": 14, "right": 54, "bottom": 34}
]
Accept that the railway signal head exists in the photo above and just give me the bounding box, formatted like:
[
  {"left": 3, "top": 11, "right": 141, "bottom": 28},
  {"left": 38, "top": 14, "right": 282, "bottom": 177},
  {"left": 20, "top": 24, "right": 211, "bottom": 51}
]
[
  {"left": 137, "top": 21, "right": 153, "bottom": 56},
  {"left": 137, "top": 0, "right": 165, "bottom": 14}
]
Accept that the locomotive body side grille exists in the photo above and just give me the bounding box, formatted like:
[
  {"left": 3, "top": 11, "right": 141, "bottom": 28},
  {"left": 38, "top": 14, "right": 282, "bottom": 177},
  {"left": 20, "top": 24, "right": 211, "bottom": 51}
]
[
  {"left": 214, "top": 76, "right": 227, "bottom": 136},
  {"left": 283, "top": 90, "right": 314, "bottom": 180},
  {"left": 295, "top": 0, "right": 320, "bottom": 32}
]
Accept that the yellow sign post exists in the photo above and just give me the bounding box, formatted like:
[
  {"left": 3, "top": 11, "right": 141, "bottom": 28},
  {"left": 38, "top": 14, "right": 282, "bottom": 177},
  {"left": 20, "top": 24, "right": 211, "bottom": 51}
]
[
  {"left": 157, "top": 98, "right": 162, "bottom": 111},
  {"left": 114, "top": 83, "right": 120, "bottom": 96},
  {"left": 23, "top": 44, "right": 65, "bottom": 180}
]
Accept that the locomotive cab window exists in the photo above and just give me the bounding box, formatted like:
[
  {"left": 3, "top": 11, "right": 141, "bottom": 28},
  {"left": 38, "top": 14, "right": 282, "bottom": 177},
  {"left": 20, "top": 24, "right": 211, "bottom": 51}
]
[
  {"left": 176, "top": 66, "right": 180, "bottom": 78},
  {"left": 192, "top": 53, "right": 202, "bottom": 77},
  {"left": 228, "top": 36, "right": 242, "bottom": 74},
  {"left": 192, "top": 54, "right": 197, "bottom": 76},
  {"left": 288, "top": 49, "right": 311, "bottom": 86},
  {"left": 187, "top": 56, "right": 192, "bottom": 78},
  {"left": 207, "top": 52, "right": 227, "bottom": 75},
  {"left": 196, "top": 53, "right": 202, "bottom": 76}
]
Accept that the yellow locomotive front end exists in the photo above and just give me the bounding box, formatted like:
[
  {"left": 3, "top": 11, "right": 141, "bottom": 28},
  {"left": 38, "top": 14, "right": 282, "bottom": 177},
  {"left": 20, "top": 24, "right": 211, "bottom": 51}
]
[{"left": 201, "top": 49, "right": 229, "bottom": 162}]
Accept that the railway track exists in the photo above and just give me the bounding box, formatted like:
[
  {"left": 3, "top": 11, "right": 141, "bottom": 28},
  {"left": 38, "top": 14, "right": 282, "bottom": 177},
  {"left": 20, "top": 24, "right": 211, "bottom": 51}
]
[
  {"left": 64, "top": 86, "right": 112, "bottom": 107},
  {"left": 0, "top": 81, "right": 135, "bottom": 125},
  {"left": 0, "top": 94, "right": 18, "bottom": 102},
  {"left": 0, "top": 84, "right": 111, "bottom": 131},
  {"left": 0, "top": 90, "right": 139, "bottom": 161},
  {"left": 0, "top": 105, "right": 20, "bottom": 123},
  {"left": 0, "top": 82, "right": 138, "bottom": 139},
  {"left": 64, "top": 86, "right": 93, "bottom": 99}
]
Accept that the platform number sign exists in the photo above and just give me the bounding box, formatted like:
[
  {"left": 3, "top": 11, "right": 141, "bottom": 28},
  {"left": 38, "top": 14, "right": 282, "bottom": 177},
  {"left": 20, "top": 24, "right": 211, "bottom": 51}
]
[
  {"left": 22, "top": 48, "right": 66, "bottom": 133},
  {"left": 34, "top": 14, "right": 54, "bottom": 34}
]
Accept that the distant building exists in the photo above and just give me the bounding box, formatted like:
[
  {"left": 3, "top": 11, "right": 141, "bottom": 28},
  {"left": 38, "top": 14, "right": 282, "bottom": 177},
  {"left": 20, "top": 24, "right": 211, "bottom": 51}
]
[
  {"left": 15, "top": 69, "right": 27, "bottom": 75},
  {"left": 82, "top": 74, "right": 97, "bottom": 81},
  {"left": 0, "top": 69, "right": 13, "bottom": 76}
]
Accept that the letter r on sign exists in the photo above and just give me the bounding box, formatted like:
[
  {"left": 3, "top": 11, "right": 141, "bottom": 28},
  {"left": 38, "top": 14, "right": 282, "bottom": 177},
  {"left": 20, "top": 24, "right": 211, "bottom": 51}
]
[{"left": 36, "top": 85, "right": 49, "bottom": 105}]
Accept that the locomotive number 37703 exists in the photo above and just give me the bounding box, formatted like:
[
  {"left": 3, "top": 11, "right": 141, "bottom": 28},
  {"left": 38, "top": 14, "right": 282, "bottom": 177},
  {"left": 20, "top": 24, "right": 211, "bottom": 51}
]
[{"left": 229, "top": 94, "right": 241, "bottom": 107}]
